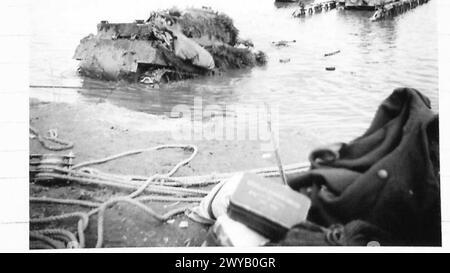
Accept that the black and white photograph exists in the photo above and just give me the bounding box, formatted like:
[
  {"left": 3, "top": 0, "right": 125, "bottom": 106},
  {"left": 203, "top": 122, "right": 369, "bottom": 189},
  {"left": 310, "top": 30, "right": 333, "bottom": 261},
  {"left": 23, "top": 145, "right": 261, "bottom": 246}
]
[{"left": 1, "top": 0, "right": 449, "bottom": 253}]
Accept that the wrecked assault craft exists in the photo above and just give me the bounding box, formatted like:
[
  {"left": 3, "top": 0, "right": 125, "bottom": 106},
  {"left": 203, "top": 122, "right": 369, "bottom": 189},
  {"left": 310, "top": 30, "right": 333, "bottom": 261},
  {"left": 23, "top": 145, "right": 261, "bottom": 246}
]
[{"left": 73, "top": 8, "right": 266, "bottom": 85}]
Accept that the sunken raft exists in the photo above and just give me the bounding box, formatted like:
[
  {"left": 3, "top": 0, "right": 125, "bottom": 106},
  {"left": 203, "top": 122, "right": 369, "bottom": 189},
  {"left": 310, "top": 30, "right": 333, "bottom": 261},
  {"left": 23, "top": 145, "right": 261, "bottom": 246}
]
[{"left": 73, "top": 7, "right": 266, "bottom": 84}]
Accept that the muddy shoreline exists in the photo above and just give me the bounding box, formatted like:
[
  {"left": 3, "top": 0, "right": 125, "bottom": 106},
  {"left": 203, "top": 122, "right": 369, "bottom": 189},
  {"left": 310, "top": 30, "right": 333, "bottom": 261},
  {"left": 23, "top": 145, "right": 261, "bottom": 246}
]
[{"left": 29, "top": 98, "right": 320, "bottom": 248}]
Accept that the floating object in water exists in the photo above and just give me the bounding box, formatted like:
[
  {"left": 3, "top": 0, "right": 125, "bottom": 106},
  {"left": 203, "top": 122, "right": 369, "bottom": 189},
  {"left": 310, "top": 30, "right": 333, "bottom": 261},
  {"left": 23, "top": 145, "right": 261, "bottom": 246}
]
[
  {"left": 279, "top": 58, "right": 291, "bottom": 63},
  {"left": 272, "top": 40, "right": 296, "bottom": 47},
  {"left": 326, "top": 66, "right": 336, "bottom": 71},
  {"left": 324, "top": 50, "right": 341, "bottom": 57}
]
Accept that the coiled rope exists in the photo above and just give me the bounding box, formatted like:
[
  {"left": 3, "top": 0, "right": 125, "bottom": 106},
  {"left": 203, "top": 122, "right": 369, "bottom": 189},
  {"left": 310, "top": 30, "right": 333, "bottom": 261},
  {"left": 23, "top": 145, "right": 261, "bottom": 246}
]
[
  {"left": 30, "top": 135, "right": 310, "bottom": 248},
  {"left": 30, "top": 144, "right": 204, "bottom": 248},
  {"left": 31, "top": 229, "right": 79, "bottom": 248},
  {"left": 30, "top": 126, "right": 74, "bottom": 151}
]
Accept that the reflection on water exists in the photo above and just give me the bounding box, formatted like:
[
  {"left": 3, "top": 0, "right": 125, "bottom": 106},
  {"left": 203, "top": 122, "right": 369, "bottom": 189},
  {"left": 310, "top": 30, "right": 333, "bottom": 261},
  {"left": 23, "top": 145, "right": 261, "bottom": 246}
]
[{"left": 30, "top": 0, "right": 438, "bottom": 143}]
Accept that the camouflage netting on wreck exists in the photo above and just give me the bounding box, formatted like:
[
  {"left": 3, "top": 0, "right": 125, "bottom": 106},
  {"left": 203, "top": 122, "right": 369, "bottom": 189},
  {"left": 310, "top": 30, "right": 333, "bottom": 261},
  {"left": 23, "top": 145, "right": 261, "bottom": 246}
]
[
  {"left": 159, "top": 7, "right": 239, "bottom": 46},
  {"left": 73, "top": 7, "right": 266, "bottom": 85}
]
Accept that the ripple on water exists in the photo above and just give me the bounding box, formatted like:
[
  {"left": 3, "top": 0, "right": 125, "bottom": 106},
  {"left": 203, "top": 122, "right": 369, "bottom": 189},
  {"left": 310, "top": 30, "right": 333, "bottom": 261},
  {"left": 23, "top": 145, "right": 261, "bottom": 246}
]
[{"left": 30, "top": 0, "right": 438, "bottom": 143}]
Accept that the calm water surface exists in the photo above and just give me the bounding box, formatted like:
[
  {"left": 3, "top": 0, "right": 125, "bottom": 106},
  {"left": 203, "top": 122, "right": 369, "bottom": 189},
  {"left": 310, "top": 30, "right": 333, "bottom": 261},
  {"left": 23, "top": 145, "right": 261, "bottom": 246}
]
[{"left": 30, "top": 0, "right": 438, "bottom": 142}]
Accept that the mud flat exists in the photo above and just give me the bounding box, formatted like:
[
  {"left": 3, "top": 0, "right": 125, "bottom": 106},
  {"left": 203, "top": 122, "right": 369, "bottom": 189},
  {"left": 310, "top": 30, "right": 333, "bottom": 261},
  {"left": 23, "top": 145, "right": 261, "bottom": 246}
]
[{"left": 29, "top": 98, "right": 319, "bottom": 247}]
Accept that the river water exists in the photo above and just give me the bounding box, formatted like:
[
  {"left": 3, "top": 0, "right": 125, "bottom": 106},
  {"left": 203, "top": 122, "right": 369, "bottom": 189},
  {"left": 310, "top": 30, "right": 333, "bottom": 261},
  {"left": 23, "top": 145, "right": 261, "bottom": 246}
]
[{"left": 30, "top": 0, "right": 438, "bottom": 143}]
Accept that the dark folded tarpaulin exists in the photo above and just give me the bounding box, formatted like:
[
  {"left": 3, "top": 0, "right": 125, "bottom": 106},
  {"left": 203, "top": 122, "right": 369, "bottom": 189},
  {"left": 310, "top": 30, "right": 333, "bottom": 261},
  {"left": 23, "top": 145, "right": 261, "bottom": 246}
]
[{"left": 280, "top": 88, "right": 440, "bottom": 246}]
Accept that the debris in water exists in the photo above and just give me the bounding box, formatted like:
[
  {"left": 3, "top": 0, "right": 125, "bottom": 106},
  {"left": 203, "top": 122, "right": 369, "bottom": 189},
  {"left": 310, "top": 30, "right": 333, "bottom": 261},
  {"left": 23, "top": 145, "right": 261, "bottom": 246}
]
[
  {"left": 324, "top": 50, "right": 341, "bottom": 57},
  {"left": 272, "top": 40, "right": 296, "bottom": 48}
]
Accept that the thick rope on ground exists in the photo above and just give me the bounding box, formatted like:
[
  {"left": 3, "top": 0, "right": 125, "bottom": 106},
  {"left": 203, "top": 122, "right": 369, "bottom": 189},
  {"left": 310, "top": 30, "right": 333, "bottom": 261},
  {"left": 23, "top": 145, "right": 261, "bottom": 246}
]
[
  {"left": 32, "top": 229, "right": 79, "bottom": 248},
  {"left": 30, "top": 197, "right": 101, "bottom": 208},
  {"left": 71, "top": 144, "right": 197, "bottom": 171},
  {"left": 30, "top": 212, "right": 89, "bottom": 229},
  {"left": 30, "top": 144, "right": 201, "bottom": 248},
  {"left": 30, "top": 232, "right": 62, "bottom": 249},
  {"left": 35, "top": 172, "right": 208, "bottom": 196},
  {"left": 30, "top": 142, "right": 311, "bottom": 248}
]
